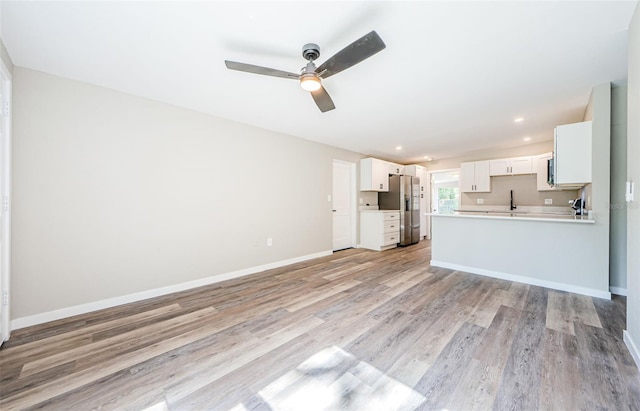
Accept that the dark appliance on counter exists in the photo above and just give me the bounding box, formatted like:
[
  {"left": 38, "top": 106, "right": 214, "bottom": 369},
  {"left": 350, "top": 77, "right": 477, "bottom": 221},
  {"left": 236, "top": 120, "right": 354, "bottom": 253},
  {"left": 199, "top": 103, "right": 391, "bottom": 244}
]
[
  {"left": 570, "top": 197, "right": 584, "bottom": 215},
  {"left": 379, "top": 175, "right": 420, "bottom": 246}
]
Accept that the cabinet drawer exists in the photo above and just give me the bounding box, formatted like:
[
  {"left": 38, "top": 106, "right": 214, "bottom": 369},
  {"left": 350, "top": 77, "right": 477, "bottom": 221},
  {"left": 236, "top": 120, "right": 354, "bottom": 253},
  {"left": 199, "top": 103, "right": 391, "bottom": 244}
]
[
  {"left": 383, "top": 212, "right": 400, "bottom": 221},
  {"left": 383, "top": 232, "right": 400, "bottom": 246},
  {"left": 384, "top": 220, "right": 399, "bottom": 232}
]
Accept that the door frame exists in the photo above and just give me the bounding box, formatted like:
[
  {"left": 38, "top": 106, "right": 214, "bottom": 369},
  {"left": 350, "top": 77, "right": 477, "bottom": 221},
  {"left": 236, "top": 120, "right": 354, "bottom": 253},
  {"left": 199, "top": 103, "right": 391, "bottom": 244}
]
[
  {"left": 0, "top": 59, "right": 12, "bottom": 344},
  {"left": 332, "top": 159, "right": 357, "bottom": 250},
  {"left": 427, "top": 168, "right": 460, "bottom": 239}
]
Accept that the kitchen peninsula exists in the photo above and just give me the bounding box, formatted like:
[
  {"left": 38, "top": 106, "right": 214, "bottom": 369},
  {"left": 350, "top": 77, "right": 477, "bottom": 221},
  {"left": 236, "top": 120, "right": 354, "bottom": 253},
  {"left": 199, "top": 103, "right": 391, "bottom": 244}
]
[
  {"left": 429, "top": 209, "right": 610, "bottom": 299},
  {"left": 429, "top": 83, "right": 614, "bottom": 301}
]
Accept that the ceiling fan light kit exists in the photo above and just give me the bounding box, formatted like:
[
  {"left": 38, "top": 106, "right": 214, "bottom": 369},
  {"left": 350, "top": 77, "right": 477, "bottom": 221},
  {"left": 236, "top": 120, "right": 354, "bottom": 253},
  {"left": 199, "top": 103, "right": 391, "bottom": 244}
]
[
  {"left": 300, "top": 73, "right": 321, "bottom": 92},
  {"left": 225, "top": 31, "right": 386, "bottom": 112}
]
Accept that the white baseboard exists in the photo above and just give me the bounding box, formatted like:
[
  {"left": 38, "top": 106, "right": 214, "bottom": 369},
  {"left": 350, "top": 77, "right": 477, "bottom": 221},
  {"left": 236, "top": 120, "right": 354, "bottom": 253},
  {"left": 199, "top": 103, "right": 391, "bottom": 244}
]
[
  {"left": 430, "top": 260, "right": 611, "bottom": 300},
  {"left": 11, "top": 250, "right": 333, "bottom": 330},
  {"left": 624, "top": 330, "right": 640, "bottom": 368},
  {"left": 609, "top": 286, "right": 627, "bottom": 296}
]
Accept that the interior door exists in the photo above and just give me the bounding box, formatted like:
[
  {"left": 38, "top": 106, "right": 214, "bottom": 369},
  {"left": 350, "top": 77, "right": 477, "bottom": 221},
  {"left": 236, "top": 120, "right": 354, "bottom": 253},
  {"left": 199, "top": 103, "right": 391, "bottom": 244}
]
[{"left": 332, "top": 160, "right": 355, "bottom": 251}]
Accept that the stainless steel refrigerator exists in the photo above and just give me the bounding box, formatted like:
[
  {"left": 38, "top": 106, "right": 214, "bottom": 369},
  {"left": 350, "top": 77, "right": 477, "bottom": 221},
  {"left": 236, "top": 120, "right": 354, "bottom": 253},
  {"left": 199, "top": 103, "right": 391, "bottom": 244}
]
[{"left": 378, "top": 175, "right": 421, "bottom": 246}]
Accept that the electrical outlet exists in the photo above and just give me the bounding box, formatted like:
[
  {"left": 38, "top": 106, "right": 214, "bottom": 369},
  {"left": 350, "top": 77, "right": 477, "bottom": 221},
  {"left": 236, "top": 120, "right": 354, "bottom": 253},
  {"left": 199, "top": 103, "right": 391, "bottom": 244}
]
[
  {"left": 359, "top": 198, "right": 363, "bottom": 204},
  {"left": 2, "top": 290, "right": 7, "bottom": 306},
  {"left": 477, "top": 199, "right": 484, "bottom": 204},
  {"left": 545, "top": 199, "right": 553, "bottom": 205},
  {"left": 327, "top": 194, "right": 331, "bottom": 202},
  {"left": 267, "top": 237, "right": 273, "bottom": 247}
]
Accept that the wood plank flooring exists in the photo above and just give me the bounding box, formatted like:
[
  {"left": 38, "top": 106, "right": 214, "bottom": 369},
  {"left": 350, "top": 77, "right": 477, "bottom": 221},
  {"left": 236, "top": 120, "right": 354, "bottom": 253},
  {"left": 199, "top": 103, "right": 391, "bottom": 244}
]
[{"left": 1, "top": 240, "right": 638, "bottom": 410}]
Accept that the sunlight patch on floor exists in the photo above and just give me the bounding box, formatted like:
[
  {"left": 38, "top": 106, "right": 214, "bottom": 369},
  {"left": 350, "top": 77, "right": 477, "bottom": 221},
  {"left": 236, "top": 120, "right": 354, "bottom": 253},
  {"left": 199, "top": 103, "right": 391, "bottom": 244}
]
[
  {"left": 236, "top": 346, "right": 426, "bottom": 411},
  {"left": 141, "top": 400, "right": 169, "bottom": 411}
]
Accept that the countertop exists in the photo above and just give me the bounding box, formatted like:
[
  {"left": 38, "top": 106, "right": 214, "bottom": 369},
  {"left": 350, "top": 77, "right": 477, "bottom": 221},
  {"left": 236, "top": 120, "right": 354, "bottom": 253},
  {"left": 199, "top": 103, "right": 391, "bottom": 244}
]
[{"left": 429, "top": 209, "right": 595, "bottom": 224}]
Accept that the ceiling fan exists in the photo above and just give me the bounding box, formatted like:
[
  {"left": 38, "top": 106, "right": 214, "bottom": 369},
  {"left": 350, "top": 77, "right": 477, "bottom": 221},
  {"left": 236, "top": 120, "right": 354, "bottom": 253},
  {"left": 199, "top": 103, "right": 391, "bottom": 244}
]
[{"left": 224, "top": 31, "right": 386, "bottom": 113}]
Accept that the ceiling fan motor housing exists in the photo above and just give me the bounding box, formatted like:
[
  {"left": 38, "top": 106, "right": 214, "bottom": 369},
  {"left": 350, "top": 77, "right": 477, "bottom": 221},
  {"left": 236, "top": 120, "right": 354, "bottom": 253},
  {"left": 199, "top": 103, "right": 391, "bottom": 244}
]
[{"left": 302, "top": 43, "right": 320, "bottom": 61}]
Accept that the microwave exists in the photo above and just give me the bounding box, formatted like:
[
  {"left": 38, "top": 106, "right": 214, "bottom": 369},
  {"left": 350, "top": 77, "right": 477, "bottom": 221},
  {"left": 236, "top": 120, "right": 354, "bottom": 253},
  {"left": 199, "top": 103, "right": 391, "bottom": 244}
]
[{"left": 547, "top": 157, "right": 555, "bottom": 186}]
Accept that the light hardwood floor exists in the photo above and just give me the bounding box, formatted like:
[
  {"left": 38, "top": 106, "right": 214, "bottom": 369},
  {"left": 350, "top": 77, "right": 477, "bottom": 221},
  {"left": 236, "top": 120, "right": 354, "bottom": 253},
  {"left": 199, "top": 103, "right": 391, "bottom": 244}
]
[{"left": 1, "top": 240, "right": 638, "bottom": 410}]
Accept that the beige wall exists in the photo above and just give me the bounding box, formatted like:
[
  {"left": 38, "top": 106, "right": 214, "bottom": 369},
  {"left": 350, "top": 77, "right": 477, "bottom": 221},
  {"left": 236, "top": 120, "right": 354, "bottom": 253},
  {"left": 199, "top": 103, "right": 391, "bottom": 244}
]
[
  {"left": 12, "top": 68, "right": 364, "bottom": 320},
  {"left": 582, "top": 83, "right": 612, "bottom": 298},
  {"left": 0, "top": 0, "right": 14, "bottom": 74},
  {"left": 461, "top": 174, "right": 578, "bottom": 207},
  {"left": 626, "top": 1, "right": 640, "bottom": 362},
  {"left": 0, "top": 39, "right": 13, "bottom": 74}
]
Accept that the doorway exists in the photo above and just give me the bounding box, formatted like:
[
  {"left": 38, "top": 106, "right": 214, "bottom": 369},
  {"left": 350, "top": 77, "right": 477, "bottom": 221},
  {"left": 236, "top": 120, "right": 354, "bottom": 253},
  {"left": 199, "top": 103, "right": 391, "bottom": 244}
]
[
  {"left": 0, "top": 60, "right": 11, "bottom": 344},
  {"left": 332, "top": 160, "right": 356, "bottom": 251},
  {"left": 428, "top": 169, "right": 460, "bottom": 238}
]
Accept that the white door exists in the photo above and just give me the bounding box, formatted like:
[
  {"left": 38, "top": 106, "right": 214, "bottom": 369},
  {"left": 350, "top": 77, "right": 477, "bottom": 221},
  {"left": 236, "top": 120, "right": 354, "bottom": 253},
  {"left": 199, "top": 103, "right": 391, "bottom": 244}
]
[
  {"left": 0, "top": 61, "right": 11, "bottom": 345},
  {"left": 332, "top": 160, "right": 356, "bottom": 251}
]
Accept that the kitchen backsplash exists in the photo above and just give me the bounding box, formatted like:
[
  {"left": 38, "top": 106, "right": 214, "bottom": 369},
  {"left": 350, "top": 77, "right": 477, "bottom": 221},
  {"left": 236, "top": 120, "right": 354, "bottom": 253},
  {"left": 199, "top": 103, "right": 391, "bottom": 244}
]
[{"left": 461, "top": 174, "right": 579, "bottom": 207}]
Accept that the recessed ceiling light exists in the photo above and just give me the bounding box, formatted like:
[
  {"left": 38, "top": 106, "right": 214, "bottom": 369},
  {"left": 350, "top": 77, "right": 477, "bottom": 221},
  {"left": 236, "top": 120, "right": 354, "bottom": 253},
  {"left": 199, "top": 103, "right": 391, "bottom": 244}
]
[
  {"left": 514, "top": 117, "right": 524, "bottom": 123},
  {"left": 396, "top": 146, "right": 402, "bottom": 150},
  {"left": 523, "top": 137, "right": 531, "bottom": 142}
]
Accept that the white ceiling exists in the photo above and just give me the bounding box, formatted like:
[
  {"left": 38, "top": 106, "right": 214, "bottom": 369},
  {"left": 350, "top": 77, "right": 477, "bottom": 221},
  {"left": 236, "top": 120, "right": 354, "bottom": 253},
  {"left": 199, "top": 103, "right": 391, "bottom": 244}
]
[{"left": 2, "top": 1, "right": 637, "bottom": 163}]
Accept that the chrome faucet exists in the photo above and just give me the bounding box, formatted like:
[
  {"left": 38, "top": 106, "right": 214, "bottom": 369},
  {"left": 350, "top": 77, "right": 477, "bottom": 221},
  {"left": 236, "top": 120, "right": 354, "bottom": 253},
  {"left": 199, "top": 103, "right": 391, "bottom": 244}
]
[{"left": 510, "top": 190, "right": 516, "bottom": 210}]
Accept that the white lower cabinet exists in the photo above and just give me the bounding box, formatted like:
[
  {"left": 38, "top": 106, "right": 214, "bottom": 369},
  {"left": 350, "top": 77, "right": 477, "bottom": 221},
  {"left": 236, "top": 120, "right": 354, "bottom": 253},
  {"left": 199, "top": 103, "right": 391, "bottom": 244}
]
[{"left": 360, "top": 210, "right": 400, "bottom": 251}]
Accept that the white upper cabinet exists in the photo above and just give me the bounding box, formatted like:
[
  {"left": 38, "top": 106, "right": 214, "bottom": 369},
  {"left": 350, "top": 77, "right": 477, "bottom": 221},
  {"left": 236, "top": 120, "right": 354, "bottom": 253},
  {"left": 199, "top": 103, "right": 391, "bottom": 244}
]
[
  {"left": 387, "top": 162, "right": 404, "bottom": 175},
  {"left": 460, "top": 161, "right": 491, "bottom": 192},
  {"left": 489, "top": 159, "right": 509, "bottom": 176},
  {"left": 509, "top": 157, "right": 533, "bottom": 175},
  {"left": 489, "top": 156, "right": 533, "bottom": 176},
  {"left": 534, "top": 152, "right": 559, "bottom": 191},
  {"left": 360, "top": 158, "right": 389, "bottom": 192},
  {"left": 554, "top": 121, "right": 592, "bottom": 185}
]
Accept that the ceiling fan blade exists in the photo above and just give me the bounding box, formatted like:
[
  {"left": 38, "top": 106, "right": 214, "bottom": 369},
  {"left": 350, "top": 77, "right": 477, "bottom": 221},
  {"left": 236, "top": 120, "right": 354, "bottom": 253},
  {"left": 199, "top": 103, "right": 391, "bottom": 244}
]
[
  {"left": 225, "top": 60, "right": 299, "bottom": 80},
  {"left": 315, "top": 31, "right": 386, "bottom": 79},
  {"left": 311, "top": 85, "right": 336, "bottom": 113}
]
